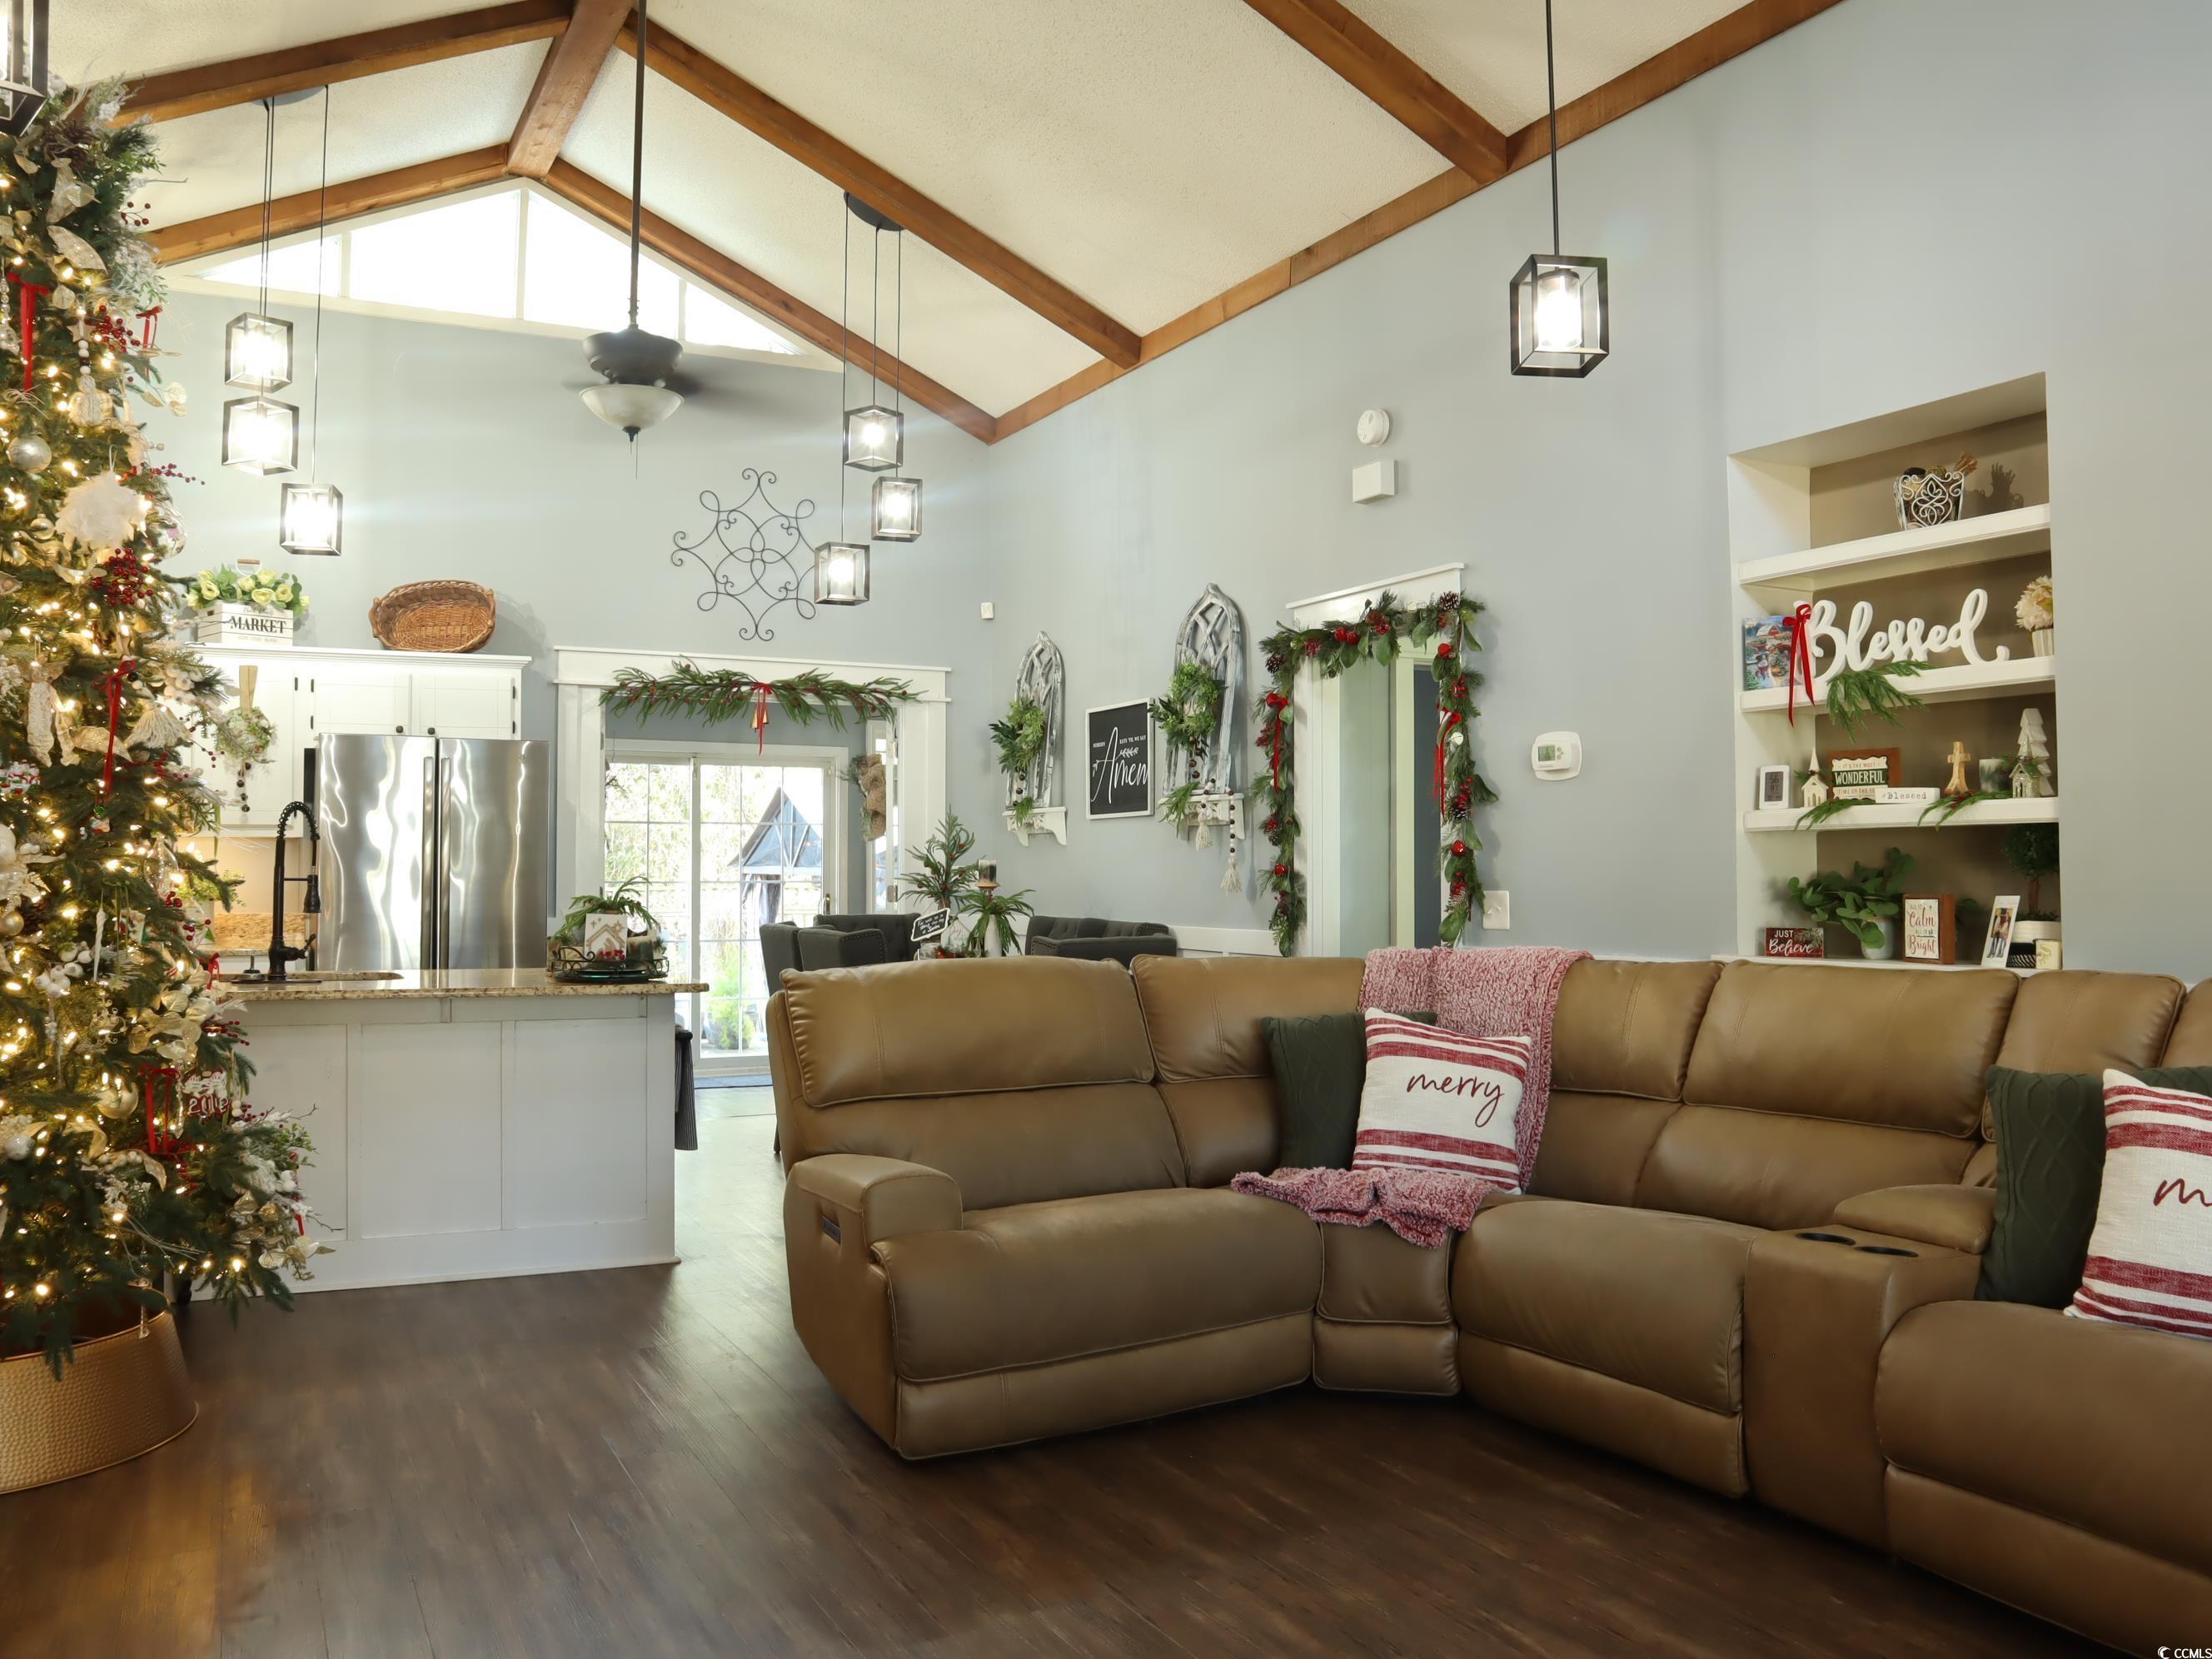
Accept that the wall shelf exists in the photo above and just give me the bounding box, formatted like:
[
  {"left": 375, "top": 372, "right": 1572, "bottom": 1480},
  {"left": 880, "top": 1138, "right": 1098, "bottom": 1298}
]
[
  {"left": 1742, "top": 655, "right": 2055, "bottom": 714},
  {"left": 1736, "top": 502, "right": 2050, "bottom": 594},
  {"left": 1744, "top": 796, "right": 2059, "bottom": 834},
  {"left": 1005, "top": 805, "right": 1066, "bottom": 847}
]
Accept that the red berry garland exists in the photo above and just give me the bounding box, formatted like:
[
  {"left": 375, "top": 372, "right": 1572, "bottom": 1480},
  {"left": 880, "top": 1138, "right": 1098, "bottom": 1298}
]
[{"left": 87, "top": 549, "right": 157, "bottom": 608}]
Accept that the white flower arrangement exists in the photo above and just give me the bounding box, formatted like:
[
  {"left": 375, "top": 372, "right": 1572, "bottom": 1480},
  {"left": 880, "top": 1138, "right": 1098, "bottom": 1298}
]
[
  {"left": 187, "top": 565, "right": 309, "bottom": 617},
  {"left": 2015, "top": 575, "right": 2054, "bottom": 632}
]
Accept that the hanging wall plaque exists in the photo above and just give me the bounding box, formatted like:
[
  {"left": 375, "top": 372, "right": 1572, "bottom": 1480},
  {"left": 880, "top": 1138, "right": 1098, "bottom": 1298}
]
[{"left": 1085, "top": 702, "right": 1152, "bottom": 819}]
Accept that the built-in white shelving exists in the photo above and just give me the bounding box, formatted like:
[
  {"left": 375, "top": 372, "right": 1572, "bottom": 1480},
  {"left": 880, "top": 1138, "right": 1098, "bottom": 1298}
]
[
  {"left": 1742, "top": 655, "right": 2056, "bottom": 715},
  {"left": 1743, "top": 796, "right": 2059, "bottom": 834},
  {"left": 1736, "top": 502, "right": 2051, "bottom": 594}
]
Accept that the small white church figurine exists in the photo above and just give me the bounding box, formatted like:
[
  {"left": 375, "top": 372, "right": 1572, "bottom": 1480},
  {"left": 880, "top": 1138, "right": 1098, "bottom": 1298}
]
[{"left": 2012, "top": 709, "right": 2055, "bottom": 798}]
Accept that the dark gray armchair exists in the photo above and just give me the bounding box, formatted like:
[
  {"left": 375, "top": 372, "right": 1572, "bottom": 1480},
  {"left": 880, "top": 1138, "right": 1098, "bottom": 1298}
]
[
  {"left": 1024, "top": 914, "right": 1178, "bottom": 966},
  {"left": 814, "top": 912, "right": 919, "bottom": 963},
  {"left": 760, "top": 922, "right": 802, "bottom": 991},
  {"left": 794, "top": 925, "right": 892, "bottom": 970}
]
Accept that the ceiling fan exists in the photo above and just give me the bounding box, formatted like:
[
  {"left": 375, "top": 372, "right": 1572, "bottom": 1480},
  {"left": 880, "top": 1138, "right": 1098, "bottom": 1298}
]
[{"left": 576, "top": 0, "right": 735, "bottom": 440}]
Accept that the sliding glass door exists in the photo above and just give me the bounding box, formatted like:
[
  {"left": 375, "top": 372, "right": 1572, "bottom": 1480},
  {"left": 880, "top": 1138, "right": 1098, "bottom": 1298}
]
[{"left": 602, "top": 742, "right": 841, "bottom": 1075}]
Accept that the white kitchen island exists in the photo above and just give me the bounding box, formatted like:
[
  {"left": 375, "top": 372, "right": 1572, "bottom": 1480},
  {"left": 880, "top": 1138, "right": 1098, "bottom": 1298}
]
[{"left": 223, "top": 969, "right": 706, "bottom": 1293}]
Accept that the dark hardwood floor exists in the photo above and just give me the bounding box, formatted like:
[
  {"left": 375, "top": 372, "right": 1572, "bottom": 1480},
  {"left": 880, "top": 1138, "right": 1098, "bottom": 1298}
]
[{"left": 1, "top": 1113, "right": 2083, "bottom": 1658}]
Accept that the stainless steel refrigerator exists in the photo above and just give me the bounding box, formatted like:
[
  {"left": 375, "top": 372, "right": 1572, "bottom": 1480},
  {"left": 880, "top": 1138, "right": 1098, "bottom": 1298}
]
[{"left": 314, "top": 734, "right": 551, "bottom": 972}]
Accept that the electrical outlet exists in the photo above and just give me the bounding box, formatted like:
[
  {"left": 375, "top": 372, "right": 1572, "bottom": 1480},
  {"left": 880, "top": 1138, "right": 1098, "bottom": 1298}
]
[{"left": 1482, "top": 890, "right": 1510, "bottom": 930}]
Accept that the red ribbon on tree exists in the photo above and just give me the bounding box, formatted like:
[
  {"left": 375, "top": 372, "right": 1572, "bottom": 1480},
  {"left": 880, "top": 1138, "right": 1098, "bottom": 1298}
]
[
  {"left": 8, "top": 272, "right": 52, "bottom": 392},
  {"left": 750, "top": 682, "right": 774, "bottom": 752},
  {"left": 1783, "top": 601, "right": 1816, "bottom": 725},
  {"left": 102, "top": 657, "right": 136, "bottom": 796},
  {"left": 135, "top": 306, "right": 162, "bottom": 350},
  {"left": 1433, "top": 709, "right": 1463, "bottom": 811},
  {"left": 142, "top": 1066, "right": 181, "bottom": 1158}
]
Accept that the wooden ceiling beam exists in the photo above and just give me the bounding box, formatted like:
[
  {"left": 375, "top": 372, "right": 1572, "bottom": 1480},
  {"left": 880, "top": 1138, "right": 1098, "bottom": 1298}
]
[
  {"left": 145, "top": 147, "right": 511, "bottom": 262},
  {"left": 507, "top": 0, "right": 631, "bottom": 178},
  {"left": 1239, "top": 0, "right": 1508, "bottom": 182},
  {"left": 120, "top": 1, "right": 570, "bottom": 124},
  {"left": 542, "top": 162, "right": 997, "bottom": 444},
  {"left": 617, "top": 22, "right": 1140, "bottom": 370},
  {"left": 997, "top": 0, "right": 1845, "bottom": 441}
]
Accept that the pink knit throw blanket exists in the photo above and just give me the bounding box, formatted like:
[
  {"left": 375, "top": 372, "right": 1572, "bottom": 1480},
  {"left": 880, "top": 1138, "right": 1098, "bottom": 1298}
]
[
  {"left": 1358, "top": 944, "right": 1590, "bottom": 1190},
  {"left": 1231, "top": 1166, "right": 1482, "bottom": 1249}
]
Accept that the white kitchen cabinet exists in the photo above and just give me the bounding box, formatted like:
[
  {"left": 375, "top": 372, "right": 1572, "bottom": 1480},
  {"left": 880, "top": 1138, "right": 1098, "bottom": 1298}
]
[{"left": 194, "top": 645, "right": 530, "bottom": 834}]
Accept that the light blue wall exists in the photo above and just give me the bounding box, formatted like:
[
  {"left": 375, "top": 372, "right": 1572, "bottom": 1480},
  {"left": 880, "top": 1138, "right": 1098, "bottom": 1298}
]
[{"left": 153, "top": 0, "right": 2212, "bottom": 974}]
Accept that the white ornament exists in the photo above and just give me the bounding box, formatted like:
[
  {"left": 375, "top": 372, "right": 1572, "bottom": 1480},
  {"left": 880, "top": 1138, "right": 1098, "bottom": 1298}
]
[
  {"left": 22, "top": 660, "right": 57, "bottom": 765},
  {"left": 54, "top": 471, "right": 147, "bottom": 551},
  {"left": 124, "top": 700, "right": 192, "bottom": 754},
  {"left": 1800, "top": 589, "right": 2009, "bottom": 690},
  {"left": 7, "top": 431, "right": 52, "bottom": 473},
  {"left": 2012, "top": 709, "right": 2055, "bottom": 799},
  {"left": 1800, "top": 767, "right": 1831, "bottom": 809}
]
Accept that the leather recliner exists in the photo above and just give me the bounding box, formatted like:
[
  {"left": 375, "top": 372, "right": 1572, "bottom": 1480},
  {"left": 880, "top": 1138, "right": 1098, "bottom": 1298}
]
[{"left": 768, "top": 954, "right": 2212, "bottom": 1652}]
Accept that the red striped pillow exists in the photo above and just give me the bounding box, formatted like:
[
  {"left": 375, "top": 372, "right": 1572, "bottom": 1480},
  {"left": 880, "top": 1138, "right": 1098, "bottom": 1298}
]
[
  {"left": 2067, "top": 1071, "right": 2212, "bottom": 1342},
  {"left": 1352, "top": 1009, "right": 1530, "bottom": 1190}
]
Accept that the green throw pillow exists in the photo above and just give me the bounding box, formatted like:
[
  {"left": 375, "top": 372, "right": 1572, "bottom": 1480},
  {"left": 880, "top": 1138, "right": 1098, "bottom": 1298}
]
[
  {"left": 1263, "top": 1009, "right": 1436, "bottom": 1171},
  {"left": 1980, "top": 1064, "right": 2212, "bottom": 1308}
]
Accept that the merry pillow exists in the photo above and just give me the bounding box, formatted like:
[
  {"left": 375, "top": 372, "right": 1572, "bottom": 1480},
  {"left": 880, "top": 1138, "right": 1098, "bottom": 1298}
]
[
  {"left": 1352, "top": 1009, "right": 1530, "bottom": 1191},
  {"left": 2066, "top": 1070, "right": 2212, "bottom": 1341}
]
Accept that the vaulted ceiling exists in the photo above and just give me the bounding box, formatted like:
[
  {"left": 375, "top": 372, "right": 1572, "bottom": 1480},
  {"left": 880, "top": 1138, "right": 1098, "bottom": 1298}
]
[{"left": 65, "top": 0, "right": 1842, "bottom": 443}]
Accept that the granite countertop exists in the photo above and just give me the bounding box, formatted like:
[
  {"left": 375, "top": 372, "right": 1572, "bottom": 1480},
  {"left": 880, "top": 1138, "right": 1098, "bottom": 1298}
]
[{"left": 221, "top": 968, "right": 710, "bottom": 1003}]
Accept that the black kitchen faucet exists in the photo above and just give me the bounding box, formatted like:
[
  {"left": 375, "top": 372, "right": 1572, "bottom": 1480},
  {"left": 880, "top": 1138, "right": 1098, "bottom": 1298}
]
[{"left": 267, "top": 800, "right": 321, "bottom": 983}]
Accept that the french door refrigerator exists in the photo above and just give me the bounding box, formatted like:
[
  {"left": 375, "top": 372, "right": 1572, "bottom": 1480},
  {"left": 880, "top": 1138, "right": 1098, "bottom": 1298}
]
[{"left": 315, "top": 734, "right": 551, "bottom": 972}]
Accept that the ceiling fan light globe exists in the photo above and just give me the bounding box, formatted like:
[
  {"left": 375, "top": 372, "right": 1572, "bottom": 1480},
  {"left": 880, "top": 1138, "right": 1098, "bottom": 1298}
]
[{"left": 581, "top": 381, "right": 684, "bottom": 436}]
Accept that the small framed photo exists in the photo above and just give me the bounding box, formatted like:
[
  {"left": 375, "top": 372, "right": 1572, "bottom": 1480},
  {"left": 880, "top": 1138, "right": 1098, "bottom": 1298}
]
[
  {"left": 1901, "top": 894, "right": 1957, "bottom": 964},
  {"left": 1982, "top": 895, "right": 2021, "bottom": 967},
  {"left": 2034, "top": 939, "right": 2064, "bottom": 971},
  {"left": 1756, "top": 765, "right": 1792, "bottom": 810}
]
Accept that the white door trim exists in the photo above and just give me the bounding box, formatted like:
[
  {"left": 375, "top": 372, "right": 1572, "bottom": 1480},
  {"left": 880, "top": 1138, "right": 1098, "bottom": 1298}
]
[
  {"left": 1284, "top": 565, "right": 1465, "bottom": 957},
  {"left": 552, "top": 645, "right": 949, "bottom": 914}
]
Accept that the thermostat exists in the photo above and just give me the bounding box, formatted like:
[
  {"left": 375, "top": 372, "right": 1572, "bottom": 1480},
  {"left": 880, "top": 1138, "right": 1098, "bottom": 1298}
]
[{"left": 1531, "top": 732, "right": 1582, "bottom": 780}]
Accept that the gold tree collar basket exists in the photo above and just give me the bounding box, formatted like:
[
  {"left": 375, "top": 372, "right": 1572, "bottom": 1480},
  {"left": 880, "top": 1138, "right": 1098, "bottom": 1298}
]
[{"left": 369, "top": 580, "right": 496, "bottom": 654}]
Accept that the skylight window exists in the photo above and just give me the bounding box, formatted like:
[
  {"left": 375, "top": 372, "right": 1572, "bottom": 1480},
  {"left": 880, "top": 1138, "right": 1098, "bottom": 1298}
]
[{"left": 172, "top": 182, "right": 810, "bottom": 366}]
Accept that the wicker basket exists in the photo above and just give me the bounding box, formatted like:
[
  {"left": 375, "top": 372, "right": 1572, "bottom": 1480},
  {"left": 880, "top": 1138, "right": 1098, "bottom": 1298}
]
[
  {"left": 207, "top": 910, "right": 311, "bottom": 954},
  {"left": 369, "top": 580, "right": 496, "bottom": 653}
]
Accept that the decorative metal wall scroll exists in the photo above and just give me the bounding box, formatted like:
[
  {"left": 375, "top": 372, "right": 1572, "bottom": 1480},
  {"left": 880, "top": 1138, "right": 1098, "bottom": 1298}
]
[{"left": 672, "top": 469, "right": 820, "bottom": 642}]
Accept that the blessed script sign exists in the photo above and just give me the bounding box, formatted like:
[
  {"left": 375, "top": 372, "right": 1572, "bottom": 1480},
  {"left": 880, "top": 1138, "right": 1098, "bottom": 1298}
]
[{"left": 1086, "top": 701, "right": 1152, "bottom": 819}]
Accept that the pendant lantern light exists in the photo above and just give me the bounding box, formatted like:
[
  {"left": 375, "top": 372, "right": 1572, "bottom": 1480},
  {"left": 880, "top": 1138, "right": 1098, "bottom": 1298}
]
[
  {"left": 580, "top": 0, "right": 685, "bottom": 444},
  {"left": 224, "top": 99, "right": 301, "bottom": 470},
  {"left": 839, "top": 195, "right": 923, "bottom": 541},
  {"left": 281, "top": 88, "right": 343, "bottom": 554},
  {"left": 815, "top": 540, "right": 870, "bottom": 605},
  {"left": 225, "top": 97, "right": 296, "bottom": 394},
  {"left": 1509, "top": 0, "right": 1607, "bottom": 377},
  {"left": 1, "top": 0, "right": 50, "bottom": 136}
]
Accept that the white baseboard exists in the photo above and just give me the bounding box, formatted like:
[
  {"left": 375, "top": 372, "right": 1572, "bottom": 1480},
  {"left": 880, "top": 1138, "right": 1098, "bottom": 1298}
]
[{"left": 1173, "top": 924, "right": 1278, "bottom": 958}]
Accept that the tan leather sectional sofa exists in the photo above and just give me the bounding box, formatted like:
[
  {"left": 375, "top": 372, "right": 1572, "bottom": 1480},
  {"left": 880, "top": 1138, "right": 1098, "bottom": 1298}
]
[{"left": 768, "top": 953, "right": 2212, "bottom": 1654}]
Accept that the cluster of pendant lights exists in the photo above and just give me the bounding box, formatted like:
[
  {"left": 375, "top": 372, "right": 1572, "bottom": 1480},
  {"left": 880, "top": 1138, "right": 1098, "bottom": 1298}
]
[
  {"left": 219, "top": 92, "right": 343, "bottom": 554},
  {"left": 816, "top": 193, "right": 922, "bottom": 607},
  {"left": 1508, "top": 0, "right": 1607, "bottom": 377},
  {"left": 1, "top": 0, "right": 50, "bottom": 137}
]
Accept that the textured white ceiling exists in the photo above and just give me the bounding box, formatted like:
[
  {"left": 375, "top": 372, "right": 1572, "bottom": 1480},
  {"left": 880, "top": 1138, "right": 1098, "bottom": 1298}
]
[
  {"left": 57, "top": 0, "right": 469, "bottom": 84},
  {"left": 567, "top": 58, "right": 1101, "bottom": 418},
  {"left": 1346, "top": 0, "right": 1747, "bottom": 132},
  {"left": 655, "top": 0, "right": 1447, "bottom": 336},
  {"left": 134, "top": 46, "right": 549, "bottom": 232}
]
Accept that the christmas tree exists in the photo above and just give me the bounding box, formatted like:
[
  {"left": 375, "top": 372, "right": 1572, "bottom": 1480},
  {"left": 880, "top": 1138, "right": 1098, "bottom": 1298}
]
[{"left": 0, "top": 83, "right": 324, "bottom": 1374}]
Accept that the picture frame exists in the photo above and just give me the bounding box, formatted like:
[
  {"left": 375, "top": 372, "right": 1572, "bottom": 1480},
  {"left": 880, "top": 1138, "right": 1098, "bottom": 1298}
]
[
  {"left": 1084, "top": 701, "right": 1153, "bottom": 819},
  {"left": 1763, "top": 925, "right": 1823, "bottom": 959},
  {"left": 1756, "top": 765, "right": 1792, "bottom": 810},
  {"left": 1901, "top": 894, "right": 1957, "bottom": 964},
  {"left": 2035, "top": 939, "right": 2064, "bottom": 972},
  {"left": 1827, "top": 746, "right": 1903, "bottom": 801},
  {"left": 1982, "top": 894, "right": 2021, "bottom": 968}
]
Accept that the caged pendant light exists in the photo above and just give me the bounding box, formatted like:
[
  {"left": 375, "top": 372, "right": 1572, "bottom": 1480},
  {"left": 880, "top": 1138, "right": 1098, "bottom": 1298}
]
[
  {"left": 1509, "top": 0, "right": 1607, "bottom": 377},
  {"left": 223, "top": 97, "right": 300, "bottom": 472},
  {"left": 280, "top": 88, "right": 342, "bottom": 554},
  {"left": 1, "top": 0, "right": 51, "bottom": 137},
  {"left": 865, "top": 202, "right": 921, "bottom": 543}
]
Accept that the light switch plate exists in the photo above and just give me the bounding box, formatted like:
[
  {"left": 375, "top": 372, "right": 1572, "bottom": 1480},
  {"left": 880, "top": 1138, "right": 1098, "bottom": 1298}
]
[
  {"left": 979, "top": 600, "right": 995, "bottom": 620},
  {"left": 1482, "top": 890, "right": 1510, "bottom": 930}
]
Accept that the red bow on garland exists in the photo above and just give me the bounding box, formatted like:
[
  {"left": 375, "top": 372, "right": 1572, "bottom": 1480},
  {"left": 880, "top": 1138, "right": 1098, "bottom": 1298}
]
[
  {"left": 1433, "top": 710, "right": 1463, "bottom": 812},
  {"left": 750, "top": 683, "right": 774, "bottom": 752}
]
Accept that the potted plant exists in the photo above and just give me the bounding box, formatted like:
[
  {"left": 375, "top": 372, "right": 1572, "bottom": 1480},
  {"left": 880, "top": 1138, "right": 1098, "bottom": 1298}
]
[
  {"left": 1786, "top": 847, "right": 1916, "bottom": 959},
  {"left": 957, "top": 871, "right": 1035, "bottom": 959},
  {"left": 2015, "top": 575, "right": 2054, "bottom": 659},
  {"left": 896, "top": 814, "right": 984, "bottom": 957},
  {"left": 185, "top": 562, "right": 310, "bottom": 646},
  {"left": 988, "top": 697, "right": 1049, "bottom": 825},
  {"left": 2004, "top": 823, "right": 2060, "bottom": 956}
]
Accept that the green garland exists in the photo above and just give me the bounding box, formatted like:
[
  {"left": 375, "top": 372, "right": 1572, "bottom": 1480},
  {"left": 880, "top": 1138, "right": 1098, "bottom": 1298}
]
[
  {"left": 1150, "top": 661, "right": 1224, "bottom": 762},
  {"left": 1253, "top": 590, "right": 1497, "bottom": 954},
  {"left": 602, "top": 663, "right": 917, "bottom": 730},
  {"left": 1824, "top": 660, "right": 1926, "bottom": 734}
]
